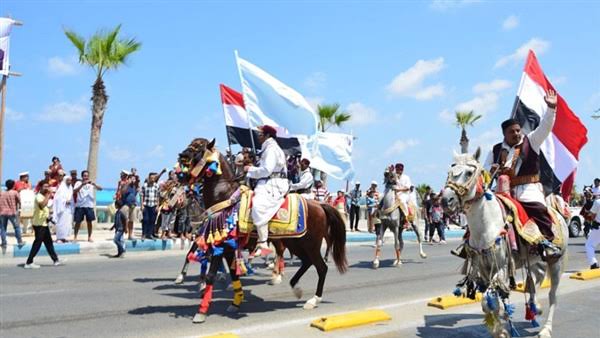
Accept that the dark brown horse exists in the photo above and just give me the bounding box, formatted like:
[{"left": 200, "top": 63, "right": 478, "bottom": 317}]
[{"left": 177, "top": 138, "right": 347, "bottom": 324}]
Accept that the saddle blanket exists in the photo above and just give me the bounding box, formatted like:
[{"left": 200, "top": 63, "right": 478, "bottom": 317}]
[
  {"left": 496, "top": 193, "right": 563, "bottom": 246},
  {"left": 238, "top": 191, "right": 307, "bottom": 238}
]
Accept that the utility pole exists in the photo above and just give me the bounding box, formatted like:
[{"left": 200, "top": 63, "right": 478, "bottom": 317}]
[{"left": 0, "top": 17, "right": 22, "bottom": 183}]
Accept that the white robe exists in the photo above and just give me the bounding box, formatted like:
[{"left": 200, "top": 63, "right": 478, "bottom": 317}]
[
  {"left": 53, "top": 178, "right": 74, "bottom": 240},
  {"left": 247, "top": 138, "right": 289, "bottom": 226},
  {"left": 289, "top": 168, "right": 314, "bottom": 199}
]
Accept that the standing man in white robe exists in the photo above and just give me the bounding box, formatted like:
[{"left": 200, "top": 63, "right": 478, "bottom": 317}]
[
  {"left": 244, "top": 125, "right": 289, "bottom": 256},
  {"left": 53, "top": 177, "right": 74, "bottom": 243}
]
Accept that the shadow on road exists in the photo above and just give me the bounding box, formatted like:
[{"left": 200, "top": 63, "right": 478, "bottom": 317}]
[
  {"left": 413, "top": 313, "right": 539, "bottom": 338},
  {"left": 349, "top": 259, "right": 424, "bottom": 269}
]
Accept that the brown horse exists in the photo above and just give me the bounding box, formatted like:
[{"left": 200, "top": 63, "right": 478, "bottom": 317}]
[{"left": 177, "top": 138, "right": 347, "bottom": 324}]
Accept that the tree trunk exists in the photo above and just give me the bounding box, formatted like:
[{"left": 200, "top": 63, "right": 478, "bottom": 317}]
[
  {"left": 87, "top": 77, "right": 108, "bottom": 182},
  {"left": 459, "top": 128, "right": 469, "bottom": 154}
]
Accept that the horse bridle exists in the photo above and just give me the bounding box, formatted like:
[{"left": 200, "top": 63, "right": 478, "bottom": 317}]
[{"left": 445, "top": 162, "right": 484, "bottom": 209}]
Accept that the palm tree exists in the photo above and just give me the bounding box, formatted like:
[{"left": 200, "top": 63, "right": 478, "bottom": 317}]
[
  {"left": 65, "top": 25, "right": 141, "bottom": 181},
  {"left": 455, "top": 110, "right": 482, "bottom": 154},
  {"left": 317, "top": 103, "right": 351, "bottom": 132},
  {"left": 314, "top": 103, "right": 352, "bottom": 184}
]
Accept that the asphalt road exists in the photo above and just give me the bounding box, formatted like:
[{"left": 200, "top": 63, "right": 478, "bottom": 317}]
[{"left": 1, "top": 236, "right": 598, "bottom": 338}]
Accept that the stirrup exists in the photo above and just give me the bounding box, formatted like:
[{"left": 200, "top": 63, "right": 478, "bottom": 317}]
[{"left": 252, "top": 242, "right": 273, "bottom": 257}]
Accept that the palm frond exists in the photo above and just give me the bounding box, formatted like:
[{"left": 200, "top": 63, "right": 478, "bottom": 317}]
[{"left": 64, "top": 29, "right": 86, "bottom": 62}]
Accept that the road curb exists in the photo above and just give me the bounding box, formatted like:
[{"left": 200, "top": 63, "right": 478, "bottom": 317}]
[
  {"left": 201, "top": 333, "right": 239, "bottom": 338},
  {"left": 310, "top": 309, "right": 391, "bottom": 331},
  {"left": 347, "top": 229, "right": 465, "bottom": 243},
  {"left": 427, "top": 292, "right": 482, "bottom": 310},
  {"left": 570, "top": 268, "right": 600, "bottom": 280},
  {"left": 4, "top": 238, "right": 192, "bottom": 258},
  {"left": 514, "top": 278, "right": 550, "bottom": 292}
]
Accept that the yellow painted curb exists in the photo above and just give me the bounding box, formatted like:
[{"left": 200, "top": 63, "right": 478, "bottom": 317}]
[
  {"left": 310, "top": 309, "right": 391, "bottom": 331},
  {"left": 514, "top": 278, "right": 550, "bottom": 293},
  {"left": 201, "top": 333, "right": 239, "bottom": 338},
  {"left": 427, "top": 292, "right": 482, "bottom": 310},
  {"left": 570, "top": 269, "right": 600, "bottom": 281}
]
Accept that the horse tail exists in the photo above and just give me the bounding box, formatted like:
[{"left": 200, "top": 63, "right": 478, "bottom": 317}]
[{"left": 320, "top": 204, "right": 348, "bottom": 273}]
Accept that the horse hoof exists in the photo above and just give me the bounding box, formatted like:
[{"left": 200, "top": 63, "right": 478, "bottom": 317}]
[
  {"left": 292, "top": 286, "right": 303, "bottom": 299},
  {"left": 420, "top": 252, "right": 428, "bottom": 259},
  {"left": 226, "top": 305, "right": 239, "bottom": 313},
  {"left": 192, "top": 313, "right": 206, "bottom": 324},
  {"left": 303, "top": 296, "right": 322, "bottom": 310},
  {"left": 269, "top": 274, "right": 283, "bottom": 285},
  {"left": 174, "top": 274, "right": 184, "bottom": 284},
  {"left": 198, "top": 281, "right": 206, "bottom": 291},
  {"left": 372, "top": 259, "right": 380, "bottom": 269},
  {"left": 267, "top": 262, "right": 275, "bottom": 270}
]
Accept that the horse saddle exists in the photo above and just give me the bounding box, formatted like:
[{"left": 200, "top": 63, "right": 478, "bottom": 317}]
[
  {"left": 238, "top": 190, "right": 308, "bottom": 238},
  {"left": 495, "top": 193, "right": 564, "bottom": 247}
]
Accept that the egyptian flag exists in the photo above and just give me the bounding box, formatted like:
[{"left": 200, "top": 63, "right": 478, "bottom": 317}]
[
  {"left": 220, "top": 84, "right": 301, "bottom": 155},
  {"left": 511, "top": 50, "right": 588, "bottom": 199}
]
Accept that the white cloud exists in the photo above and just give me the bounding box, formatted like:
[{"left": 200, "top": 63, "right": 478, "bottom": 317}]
[
  {"left": 39, "top": 100, "right": 88, "bottom": 123},
  {"left": 439, "top": 109, "right": 455, "bottom": 123},
  {"left": 386, "top": 57, "right": 446, "bottom": 100},
  {"left": 6, "top": 107, "right": 24, "bottom": 121},
  {"left": 494, "top": 38, "right": 550, "bottom": 69},
  {"left": 304, "top": 72, "right": 326, "bottom": 90},
  {"left": 305, "top": 96, "right": 325, "bottom": 111},
  {"left": 107, "top": 146, "right": 134, "bottom": 161},
  {"left": 346, "top": 102, "right": 378, "bottom": 126},
  {"left": 385, "top": 139, "right": 420, "bottom": 156},
  {"left": 548, "top": 75, "right": 567, "bottom": 86},
  {"left": 47, "top": 56, "right": 80, "bottom": 76},
  {"left": 430, "top": 0, "right": 480, "bottom": 11},
  {"left": 473, "top": 79, "right": 511, "bottom": 94},
  {"left": 502, "top": 15, "right": 519, "bottom": 30},
  {"left": 456, "top": 92, "right": 500, "bottom": 116},
  {"left": 147, "top": 145, "right": 165, "bottom": 158}
]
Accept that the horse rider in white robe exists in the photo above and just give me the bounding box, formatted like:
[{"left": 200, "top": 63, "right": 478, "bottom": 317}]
[
  {"left": 244, "top": 125, "right": 289, "bottom": 256},
  {"left": 392, "top": 163, "right": 412, "bottom": 221},
  {"left": 289, "top": 158, "right": 314, "bottom": 199}
]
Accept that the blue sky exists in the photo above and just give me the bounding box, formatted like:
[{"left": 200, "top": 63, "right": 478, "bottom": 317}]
[{"left": 3, "top": 0, "right": 599, "bottom": 192}]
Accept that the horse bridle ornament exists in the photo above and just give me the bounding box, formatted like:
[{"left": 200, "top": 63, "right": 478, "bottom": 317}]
[{"left": 445, "top": 162, "right": 484, "bottom": 209}]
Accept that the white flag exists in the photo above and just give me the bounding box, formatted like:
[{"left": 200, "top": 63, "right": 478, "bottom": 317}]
[
  {"left": 235, "top": 53, "right": 319, "bottom": 138},
  {"left": 0, "top": 18, "right": 15, "bottom": 76},
  {"left": 302, "top": 132, "right": 354, "bottom": 180}
]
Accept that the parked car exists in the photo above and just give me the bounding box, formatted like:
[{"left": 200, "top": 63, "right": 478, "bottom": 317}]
[{"left": 567, "top": 206, "right": 584, "bottom": 238}]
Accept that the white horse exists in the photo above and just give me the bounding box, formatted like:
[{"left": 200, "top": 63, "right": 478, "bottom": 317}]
[
  {"left": 442, "top": 149, "right": 567, "bottom": 338},
  {"left": 373, "top": 171, "right": 427, "bottom": 269}
]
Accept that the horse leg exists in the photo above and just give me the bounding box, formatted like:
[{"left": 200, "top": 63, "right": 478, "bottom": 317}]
[
  {"left": 373, "top": 222, "right": 384, "bottom": 269},
  {"left": 224, "top": 250, "right": 244, "bottom": 313},
  {"left": 410, "top": 221, "right": 427, "bottom": 259},
  {"left": 304, "top": 250, "right": 327, "bottom": 310},
  {"left": 193, "top": 255, "right": 220, "bottom": 324},
  {"left": 269, "top": 242, "right": 285, "bottom": 285},
  {"left": 289, "top": 253, "right": 312, "bottom": 300},
  {"left": 538, "top": 261, "right": 561, "bottom": 338},
  {"left": 394, "top": 221, "right": 403, "bottom": 266},
  {"left": 175, "top": 241, "right": 198, "bottom": 284}
]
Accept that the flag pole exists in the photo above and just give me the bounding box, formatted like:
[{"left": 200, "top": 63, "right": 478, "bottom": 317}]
[
  {"left": 234, "top": 50, "right": 258, "bottom": 156},
  {"left": 0, "top": 17, "right": 23, "bottom": 183}
]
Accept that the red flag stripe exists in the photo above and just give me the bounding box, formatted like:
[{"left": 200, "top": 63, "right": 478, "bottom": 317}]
[
  {"left": 523, "top": 51, "right": 588, "bottom": 159},
  {"left": 220, "top": 84, "right": 245, "bottom": 108}
]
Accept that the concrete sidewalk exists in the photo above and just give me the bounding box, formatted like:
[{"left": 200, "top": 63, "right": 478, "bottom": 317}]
[{"left": 1, "top": 220, "right": 464, "bottom": 258}]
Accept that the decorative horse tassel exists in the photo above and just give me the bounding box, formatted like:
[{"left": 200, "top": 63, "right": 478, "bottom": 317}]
[
  {"left": 485, "top": 291, "right": 498, "bottom": 311},
  {"left": 206, "top": 233, "right": 214, "bottom": 244},
  {"left": 484, "top": 312, "right": 496, "bottom": 331},
  {"left": 199, "top": 284, "right": 214, "bottom": 314},
  {"left": 453, "top": 287, "right": 463, "bottom": 297}
]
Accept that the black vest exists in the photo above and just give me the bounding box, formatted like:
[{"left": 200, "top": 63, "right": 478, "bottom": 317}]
[{"left": 492, "top": 136, "right": 539, "bottom": 177}]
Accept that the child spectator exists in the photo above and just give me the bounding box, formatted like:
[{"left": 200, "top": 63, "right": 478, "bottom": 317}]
[{"left": 111, "top": 200, "right": 127, "bottom": 258}]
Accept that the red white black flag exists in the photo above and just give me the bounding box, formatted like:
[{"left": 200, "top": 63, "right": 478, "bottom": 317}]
[{"left": 512, "top": 50, "right": 588, "bottom": 199}]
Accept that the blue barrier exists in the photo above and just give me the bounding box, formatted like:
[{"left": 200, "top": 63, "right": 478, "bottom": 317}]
[
  {"left": 13, "top": 242, "right": 81, "bottom": 257},
  {"left": 347, "top": 229, "right": 465, "bottom": 242}
]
